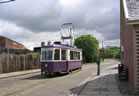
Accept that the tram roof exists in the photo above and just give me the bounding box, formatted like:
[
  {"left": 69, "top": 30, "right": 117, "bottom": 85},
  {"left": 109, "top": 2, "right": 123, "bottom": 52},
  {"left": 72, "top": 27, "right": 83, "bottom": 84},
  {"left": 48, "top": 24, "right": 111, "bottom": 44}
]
[{"left": 42, "top": 44, "right": 82, "bottom": 51}]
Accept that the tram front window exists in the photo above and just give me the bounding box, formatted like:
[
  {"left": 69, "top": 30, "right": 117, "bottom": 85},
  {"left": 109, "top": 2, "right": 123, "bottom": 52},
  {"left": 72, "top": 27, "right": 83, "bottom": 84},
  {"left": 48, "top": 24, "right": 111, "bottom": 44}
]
[{"left": 42, "top": 50, "right": 53, "bottom": 60}]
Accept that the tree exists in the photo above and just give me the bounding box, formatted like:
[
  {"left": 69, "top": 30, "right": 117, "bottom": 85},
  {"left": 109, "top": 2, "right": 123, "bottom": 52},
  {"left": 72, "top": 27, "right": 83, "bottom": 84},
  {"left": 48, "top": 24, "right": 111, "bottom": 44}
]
[
  {"left": 103, "top": 47, "right": 120, "bottom": 59},
  {"left": 74, "top": 35, "right": 99, "bottom": 63}
]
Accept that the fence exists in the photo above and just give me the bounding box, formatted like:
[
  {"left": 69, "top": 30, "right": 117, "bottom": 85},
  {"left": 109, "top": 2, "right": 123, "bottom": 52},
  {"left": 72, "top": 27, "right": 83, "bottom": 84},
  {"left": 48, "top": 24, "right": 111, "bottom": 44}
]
[{"left": 0, "top": 54, "right": 40, "bottom": 73}]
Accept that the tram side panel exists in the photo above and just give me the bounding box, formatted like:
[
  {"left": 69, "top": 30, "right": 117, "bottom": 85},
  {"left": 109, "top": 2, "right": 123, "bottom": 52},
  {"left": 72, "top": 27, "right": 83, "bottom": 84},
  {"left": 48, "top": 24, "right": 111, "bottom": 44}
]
[
  {"left": 41, "top": 61, "right": 67, "bottom": 73},
  {"left": 68, "top": 61, "right": 82, "bottom": 70},
  {"left": 67, "top": 50, "right": 82, "bottom": 70},
  {"left": 52, "top": 61, "right": 67, "bottom": 72}
]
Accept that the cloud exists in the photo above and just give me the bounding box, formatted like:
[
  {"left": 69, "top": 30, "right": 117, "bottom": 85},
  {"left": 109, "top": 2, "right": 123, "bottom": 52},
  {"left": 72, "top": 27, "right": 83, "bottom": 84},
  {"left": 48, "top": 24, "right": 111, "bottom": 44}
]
[{"left": 0, "top": 0, "right": 120, "bottom": 49}]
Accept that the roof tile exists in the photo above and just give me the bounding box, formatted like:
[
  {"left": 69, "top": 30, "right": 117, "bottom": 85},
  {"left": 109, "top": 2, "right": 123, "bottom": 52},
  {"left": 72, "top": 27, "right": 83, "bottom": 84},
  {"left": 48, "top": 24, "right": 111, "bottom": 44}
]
[{"left": 126, "top": 0, "right": 139, "bottom": 19}]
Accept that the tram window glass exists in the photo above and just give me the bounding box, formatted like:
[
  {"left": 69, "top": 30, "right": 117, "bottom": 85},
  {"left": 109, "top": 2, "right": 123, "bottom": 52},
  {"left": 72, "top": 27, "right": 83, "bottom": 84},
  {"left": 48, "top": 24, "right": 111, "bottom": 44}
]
[
  {"left": 47, "top": 51, "right": 53, "bottom": 60},
  {"left": 42, "top": 50, "right": 53, "bottom": 60},
  {"left": 78, "top": 52, "right": 80, "bottom": 60},
  {"left": 42, "top": 50, "right": 46, "bottom": 60},
  {"left": 74, "top": 52, "right": 78, "bottom": 60},
  {"left": 70, "top": 51, "right": 74, "bottom": 60},
  {"left": 61, "top": 50, "right": 66, "bottom": 60},
  {"left": 54, "top": 49, "right": 60, "bottom": 60}
]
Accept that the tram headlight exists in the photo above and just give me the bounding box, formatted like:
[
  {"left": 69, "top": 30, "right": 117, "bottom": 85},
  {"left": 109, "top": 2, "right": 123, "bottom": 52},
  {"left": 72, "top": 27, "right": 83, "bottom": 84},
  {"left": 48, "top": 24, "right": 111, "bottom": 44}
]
[{"left": 45, "top": 64, "right": 48, "bottom": 67}]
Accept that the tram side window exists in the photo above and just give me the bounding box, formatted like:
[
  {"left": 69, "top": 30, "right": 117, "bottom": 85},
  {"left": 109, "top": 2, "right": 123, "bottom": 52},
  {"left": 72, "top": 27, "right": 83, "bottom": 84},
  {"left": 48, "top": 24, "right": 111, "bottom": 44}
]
[
  {"left": 70, "top": 51, "right": 74, "bottom": 60},
  {"left": 74, "top": 52, "right": 78, "bottom": 60},
  {"left": 74, "top": 52, "right": 80, "bottom": 60},
  {"left": 61, "top": 50, "right": 66, "bottom": 60},
  {"left": 78, "top": 52, "right": 80, "bottom": 60},
  {"left": 70, "top": 51, "right": 81, "bottom": 60},
  {"left": 54, "top": 49, "right": 60, "bottom": 60}
]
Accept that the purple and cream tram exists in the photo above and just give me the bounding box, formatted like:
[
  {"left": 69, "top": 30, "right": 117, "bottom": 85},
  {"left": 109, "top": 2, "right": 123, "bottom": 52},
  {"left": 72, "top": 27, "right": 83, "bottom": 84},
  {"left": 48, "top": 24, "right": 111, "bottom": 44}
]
[{"left": 41, "top": 44, "right": 82, "bottom": 75}]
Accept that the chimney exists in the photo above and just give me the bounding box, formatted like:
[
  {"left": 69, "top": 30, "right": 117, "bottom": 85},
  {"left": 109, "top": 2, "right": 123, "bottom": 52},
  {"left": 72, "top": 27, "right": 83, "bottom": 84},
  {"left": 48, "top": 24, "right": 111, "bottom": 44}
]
[{"left": 48, "top": 41, "right": 51, "bottom": 45}]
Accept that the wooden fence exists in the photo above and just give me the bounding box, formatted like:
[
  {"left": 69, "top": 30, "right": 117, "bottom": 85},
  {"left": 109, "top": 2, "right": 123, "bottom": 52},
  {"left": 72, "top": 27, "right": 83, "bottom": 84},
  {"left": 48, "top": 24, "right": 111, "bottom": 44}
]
[{"left": 0, "top": 54, "right": 40, "bottom": 73}]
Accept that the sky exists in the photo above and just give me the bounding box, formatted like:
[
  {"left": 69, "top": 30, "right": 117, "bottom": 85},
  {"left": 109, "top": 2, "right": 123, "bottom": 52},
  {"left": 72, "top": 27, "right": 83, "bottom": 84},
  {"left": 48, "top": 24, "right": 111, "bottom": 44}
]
[{"left": 0, "top": 0, "right": 120, "bottom": 50}]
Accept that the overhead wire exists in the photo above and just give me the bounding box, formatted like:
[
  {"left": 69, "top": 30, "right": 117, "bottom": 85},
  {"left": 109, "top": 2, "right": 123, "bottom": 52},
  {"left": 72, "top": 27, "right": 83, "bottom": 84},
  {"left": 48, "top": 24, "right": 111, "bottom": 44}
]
[
  {"left": 34, "top": 0, "right": 66, "bottom": 18},
  {"left": 33, "top": 0, "right": 74, "bottom": 45}
]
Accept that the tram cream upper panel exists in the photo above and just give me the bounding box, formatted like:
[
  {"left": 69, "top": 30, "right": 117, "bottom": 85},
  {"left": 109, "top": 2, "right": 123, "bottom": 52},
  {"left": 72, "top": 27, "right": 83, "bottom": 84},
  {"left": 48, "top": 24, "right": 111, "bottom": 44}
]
[{"left": 41, "top": 48, "right": 82, "bottom": 62}]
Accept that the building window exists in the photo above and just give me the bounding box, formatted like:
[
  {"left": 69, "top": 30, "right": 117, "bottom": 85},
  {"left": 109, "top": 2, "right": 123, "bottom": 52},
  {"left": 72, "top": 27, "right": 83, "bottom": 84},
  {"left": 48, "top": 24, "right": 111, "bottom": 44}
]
[
  {"left": 61, "top": 49, "right": 66, "bottom": 60},
  {"left": 54, "top": 49, "right": 60, "bottom": 60}
]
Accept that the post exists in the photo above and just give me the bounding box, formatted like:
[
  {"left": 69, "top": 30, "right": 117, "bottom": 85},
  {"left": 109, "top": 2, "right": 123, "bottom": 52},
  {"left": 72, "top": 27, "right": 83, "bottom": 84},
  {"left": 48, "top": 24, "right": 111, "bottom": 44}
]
[
  {"left": 97, "top": 56, "right": 100, "bottom": 75},
  {"left": 102, "top": 42, "right": 104, "bottom": 62}
]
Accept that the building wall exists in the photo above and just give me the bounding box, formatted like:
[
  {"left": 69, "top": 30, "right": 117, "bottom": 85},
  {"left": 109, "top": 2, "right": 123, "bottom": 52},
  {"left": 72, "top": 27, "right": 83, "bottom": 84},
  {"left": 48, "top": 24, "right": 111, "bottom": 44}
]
[
  {"left": 5, "top": 38, "right": 25, "bottom": 49},
  {"left": 120, "top": 0, "right": 125, "bottom": 46},
  {"left": 0, "top": 36, "right": 5, "bottom": 48},
  {"left": 0, "top": 36, "right": 25, "bottom": 49},
  {"left": 120, "top": 0, "right": 135, "bottom": 90},
  {"left": 123, "top": 24, "right": 135, "bottom": 88},
  {"left": 133, "top": 25, "right": 139, "bottom": 93}
]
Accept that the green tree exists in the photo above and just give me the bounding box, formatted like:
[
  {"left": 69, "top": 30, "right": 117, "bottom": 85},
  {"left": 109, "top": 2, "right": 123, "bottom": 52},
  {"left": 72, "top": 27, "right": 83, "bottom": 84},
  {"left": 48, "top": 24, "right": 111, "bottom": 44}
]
[
  {"left": 103, "top": 47, "right": 120, "bottom": 59},
  {"left": 74, "top": 35, "right": 99, "bottom": 63}
]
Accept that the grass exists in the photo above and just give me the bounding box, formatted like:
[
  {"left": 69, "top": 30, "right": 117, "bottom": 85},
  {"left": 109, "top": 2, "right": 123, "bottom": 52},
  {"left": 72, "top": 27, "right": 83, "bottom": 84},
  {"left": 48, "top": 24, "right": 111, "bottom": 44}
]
[
  {"left": 83, "top": 62, "right": 96, "bottom": 64},
  {"left": 30, "top": 53, "right": 40, "bottom": 56}
]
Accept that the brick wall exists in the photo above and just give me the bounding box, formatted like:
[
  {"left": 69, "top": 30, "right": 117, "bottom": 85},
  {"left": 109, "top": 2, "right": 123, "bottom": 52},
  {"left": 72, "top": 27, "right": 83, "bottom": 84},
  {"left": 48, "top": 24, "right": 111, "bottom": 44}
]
[
  {"left": 120, "top": 0, "right": 135, "bottom": 89},
  {"left": 5, "top": 38, "right": 25, "bottom": 49},
  {"left": 0, "top": 36, "right": 25, "bottom": 49},
  {"left": 0, "top": 36, "right": 5, "bottom": 48},
  {"left": 123, "top": 24, "right": 135, "bottom": 88}
]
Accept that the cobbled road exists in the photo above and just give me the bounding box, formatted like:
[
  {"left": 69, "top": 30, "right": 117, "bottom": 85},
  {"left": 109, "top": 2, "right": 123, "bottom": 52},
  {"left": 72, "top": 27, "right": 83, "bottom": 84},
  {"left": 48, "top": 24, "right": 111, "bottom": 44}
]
[{"left": 0, "top": 59, "right": 119, "bottom": 96}]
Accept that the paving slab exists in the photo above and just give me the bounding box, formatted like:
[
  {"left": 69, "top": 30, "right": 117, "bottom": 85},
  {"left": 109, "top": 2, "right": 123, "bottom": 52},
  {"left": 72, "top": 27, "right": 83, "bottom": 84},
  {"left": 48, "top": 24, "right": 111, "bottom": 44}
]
[{"left": 78, "top": 64, "right": 123, "bottom": 96}]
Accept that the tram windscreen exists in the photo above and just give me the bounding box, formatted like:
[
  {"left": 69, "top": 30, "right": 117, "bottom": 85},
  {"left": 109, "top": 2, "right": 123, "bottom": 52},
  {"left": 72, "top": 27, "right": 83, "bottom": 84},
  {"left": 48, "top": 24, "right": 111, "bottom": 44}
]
[{"left": 42, "top": 50, "right": 53, "bottom": 60}]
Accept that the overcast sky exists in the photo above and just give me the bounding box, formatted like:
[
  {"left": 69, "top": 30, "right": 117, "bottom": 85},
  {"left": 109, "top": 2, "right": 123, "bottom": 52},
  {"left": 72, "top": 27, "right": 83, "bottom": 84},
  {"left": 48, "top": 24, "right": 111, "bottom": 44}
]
[{"left": 0, "top": 0, "right": 120, "bottom": 50}]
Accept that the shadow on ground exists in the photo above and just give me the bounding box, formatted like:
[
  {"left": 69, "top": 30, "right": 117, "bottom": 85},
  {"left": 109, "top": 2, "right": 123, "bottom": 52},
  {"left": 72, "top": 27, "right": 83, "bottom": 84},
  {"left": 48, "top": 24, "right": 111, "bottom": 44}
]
[
  {"left": 70, "top": 74, "right": 121, "bottom": 96},
  {"left": 115, "top": 74, "right": 138, "bottom": 96},
  {"left": 22, "top": 73, "right": 68, "bottom": 80}
]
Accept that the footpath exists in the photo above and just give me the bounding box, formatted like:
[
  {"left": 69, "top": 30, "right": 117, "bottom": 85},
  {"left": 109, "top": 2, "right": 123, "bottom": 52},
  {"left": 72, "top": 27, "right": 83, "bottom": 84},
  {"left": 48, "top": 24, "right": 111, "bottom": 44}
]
[
  {"left": 76, "top": 64, "right": 123, "bottom": 96},
  {"left": 0, "top": 69, "right": 40, "bottom": 79}
]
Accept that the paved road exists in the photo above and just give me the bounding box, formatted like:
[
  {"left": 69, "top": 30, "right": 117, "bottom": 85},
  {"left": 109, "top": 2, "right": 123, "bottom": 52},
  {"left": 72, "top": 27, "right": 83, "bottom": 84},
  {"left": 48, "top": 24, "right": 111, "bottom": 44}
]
[{"left": 0, "top": 59, "right": 119, "bottom": 96}]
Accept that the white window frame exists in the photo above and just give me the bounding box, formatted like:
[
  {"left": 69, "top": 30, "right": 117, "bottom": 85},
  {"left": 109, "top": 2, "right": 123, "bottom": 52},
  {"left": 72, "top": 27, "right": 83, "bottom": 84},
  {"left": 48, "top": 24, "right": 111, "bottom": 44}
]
[
  {"left": 69, "top": 50, "right": 82, "bottom": 61},
  {"left": 41, "top": 48, "right": 54, "bottom": 62},
  {"left": 61, "top": 48, "right": 67, "bottom": 61},
  {"left": 53, "top": 48, "right": 61, "bottom": 61}
]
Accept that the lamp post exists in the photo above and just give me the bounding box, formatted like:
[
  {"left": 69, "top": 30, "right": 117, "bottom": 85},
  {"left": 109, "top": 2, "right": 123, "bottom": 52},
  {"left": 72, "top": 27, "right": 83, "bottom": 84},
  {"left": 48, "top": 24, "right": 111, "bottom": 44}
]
[
  {"left": 100, "top": 42, "right": 104, "bottom": 62},
  {"left": 0, "top": 0, "right": 15, "bottom": 4}
]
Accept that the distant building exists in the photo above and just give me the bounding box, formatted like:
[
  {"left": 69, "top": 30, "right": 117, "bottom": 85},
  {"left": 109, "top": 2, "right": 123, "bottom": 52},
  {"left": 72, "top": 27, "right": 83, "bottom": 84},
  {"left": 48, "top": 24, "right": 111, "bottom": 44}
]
[
  {"left": 33, "top": 42, "right": 45, "bottom": 53},
  {"left": 34, "top": 47, "right": 41, "bottom": 53},
  {"left": 0, "top": 36, "right": 25, "bottom": 49},
  {"left": 121, "top": 0, "right": 139, "bottom": 93}
]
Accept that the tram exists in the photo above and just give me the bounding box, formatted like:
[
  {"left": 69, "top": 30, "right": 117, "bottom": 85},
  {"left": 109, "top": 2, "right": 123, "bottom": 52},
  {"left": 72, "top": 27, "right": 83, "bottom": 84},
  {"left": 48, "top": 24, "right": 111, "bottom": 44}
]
[{"left": 41, "top": 43, "right": 82, "bottom": 75}]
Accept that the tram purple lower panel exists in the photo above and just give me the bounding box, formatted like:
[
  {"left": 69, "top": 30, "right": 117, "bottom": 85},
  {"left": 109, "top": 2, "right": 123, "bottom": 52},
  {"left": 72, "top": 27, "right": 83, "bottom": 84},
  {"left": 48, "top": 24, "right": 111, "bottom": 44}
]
[
  {"left": 41, "top": 61, "right": 82, "bottom": 73},
  {"left": 68, "top": 61, "right": 82, "bottom": 70},
  {"left": 41, "top": 61, "right": 67, "bottom": 73},
  {"left": 53, "top": 61, "right": 67, "bottom": 72}
]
